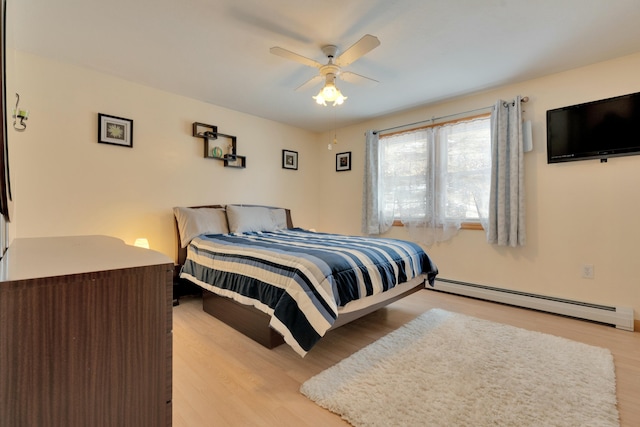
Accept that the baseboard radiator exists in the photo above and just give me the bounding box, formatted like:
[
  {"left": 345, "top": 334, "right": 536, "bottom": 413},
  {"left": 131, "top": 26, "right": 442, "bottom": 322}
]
[{"left": 431, "top": 278, "right": 634, "bottom": 331}]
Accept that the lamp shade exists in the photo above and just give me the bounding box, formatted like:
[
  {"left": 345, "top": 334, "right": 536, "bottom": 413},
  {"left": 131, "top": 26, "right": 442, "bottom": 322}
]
[
  {"left": 134, "top": 238, "right": 150, "bottom": 249},
  {"left": 312, "top": 73, "right": 347, "bottom": 106},
  {"left": 313, "top": 84, "right": 347, "bottom": 106}
]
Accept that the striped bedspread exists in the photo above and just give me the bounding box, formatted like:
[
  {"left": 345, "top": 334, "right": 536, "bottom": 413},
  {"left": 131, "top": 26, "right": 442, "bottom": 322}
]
[{"left": 180, "top": 228, "right": 438, "bottom": 356}]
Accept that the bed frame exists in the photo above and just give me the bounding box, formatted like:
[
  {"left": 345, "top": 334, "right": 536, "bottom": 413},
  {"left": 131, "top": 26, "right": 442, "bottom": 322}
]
[{"left": 175, "top": 204, "right": 426, "bottom": 349}]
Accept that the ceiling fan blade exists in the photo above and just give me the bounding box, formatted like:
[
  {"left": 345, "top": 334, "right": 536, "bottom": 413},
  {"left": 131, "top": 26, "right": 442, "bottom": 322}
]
[
  {"left": 230, "top": 8, "right": 312, "bottom": 44},
  {"left": 270, "top": 47, "right": 323, "bottom": 69},
  {"left": 295, "top": 75, "right": 323, "bottom": 92},
  {"left": 335, "top": 34, "right": 380, "bottom": 67},
  {"left": 339, "top": 71, "right": 379, "bottom": 85}
]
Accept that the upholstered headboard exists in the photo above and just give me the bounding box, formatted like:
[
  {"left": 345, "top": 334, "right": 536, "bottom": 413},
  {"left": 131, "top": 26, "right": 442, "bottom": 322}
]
[{"left": 174, "top": 204, "right": 293, "bottom": 267}]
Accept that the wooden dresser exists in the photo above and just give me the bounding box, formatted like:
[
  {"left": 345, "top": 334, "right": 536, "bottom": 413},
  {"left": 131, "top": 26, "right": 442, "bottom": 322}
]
[{"left": 0, "top": 235, "right": 173, "bottom": 427}]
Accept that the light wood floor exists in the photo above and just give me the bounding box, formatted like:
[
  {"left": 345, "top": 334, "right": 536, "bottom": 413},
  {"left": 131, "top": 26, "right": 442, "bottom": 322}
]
[{"left": 172, "top": 289, "right": 639, "bottom": 426}]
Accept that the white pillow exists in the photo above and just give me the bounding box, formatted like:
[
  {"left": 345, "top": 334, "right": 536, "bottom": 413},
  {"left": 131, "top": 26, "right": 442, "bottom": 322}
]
[
  {"left": 173, "top": 207, "right": 229, "bottom": 248},
  {"left": 226, "top": 205, "right": 288, "bottom": 233}
]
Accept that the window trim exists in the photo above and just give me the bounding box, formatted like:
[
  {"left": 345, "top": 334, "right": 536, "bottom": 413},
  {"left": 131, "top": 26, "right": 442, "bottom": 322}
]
[{"left": 392, "top": 219, "right": 484, "bottom": 230}]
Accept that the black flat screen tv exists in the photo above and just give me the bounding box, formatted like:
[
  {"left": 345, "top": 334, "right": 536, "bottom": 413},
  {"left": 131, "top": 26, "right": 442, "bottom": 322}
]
[{"left": 546, "top": 91, "right": 640, "bottom": 163}]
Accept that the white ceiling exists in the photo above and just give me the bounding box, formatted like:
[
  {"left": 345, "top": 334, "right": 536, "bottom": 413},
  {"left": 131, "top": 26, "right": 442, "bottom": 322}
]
[{"left": 12, "top": 0, "right": 640, "bottom": 133}]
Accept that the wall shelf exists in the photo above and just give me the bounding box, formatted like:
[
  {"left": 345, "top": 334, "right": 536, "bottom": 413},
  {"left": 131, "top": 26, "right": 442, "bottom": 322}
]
[{"left": 192, "top": 122, "right": 246, "bottom": 168}]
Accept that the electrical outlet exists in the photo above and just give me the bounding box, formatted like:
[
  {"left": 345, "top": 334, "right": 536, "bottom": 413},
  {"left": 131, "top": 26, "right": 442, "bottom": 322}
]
[{"left": 581, "top": 264, "right": 594, "bottom": 279}]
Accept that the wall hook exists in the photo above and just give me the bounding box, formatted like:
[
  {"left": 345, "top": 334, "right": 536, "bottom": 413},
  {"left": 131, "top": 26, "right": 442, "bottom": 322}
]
[{"left": 13, "top": 93, "right": 29, "bottom": 131}]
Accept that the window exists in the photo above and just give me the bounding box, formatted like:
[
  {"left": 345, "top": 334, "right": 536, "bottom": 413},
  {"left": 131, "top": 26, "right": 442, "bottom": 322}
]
[{"left": 379, "top": 115, "right": 491, "bottom": 228}]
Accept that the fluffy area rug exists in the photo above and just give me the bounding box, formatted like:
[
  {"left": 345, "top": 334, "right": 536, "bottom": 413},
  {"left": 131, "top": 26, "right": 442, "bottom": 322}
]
[{"left": 301, "top": 309, "right": 619, "bottom": 427}]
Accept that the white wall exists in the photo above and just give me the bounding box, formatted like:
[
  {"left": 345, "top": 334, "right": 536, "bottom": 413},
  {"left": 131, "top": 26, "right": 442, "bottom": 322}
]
[
  {"left": 317, "top": 53, "right": 640, "bottom": 320},
  {"left": 7, "top": 52, "right": 322, "bottom": 261}
]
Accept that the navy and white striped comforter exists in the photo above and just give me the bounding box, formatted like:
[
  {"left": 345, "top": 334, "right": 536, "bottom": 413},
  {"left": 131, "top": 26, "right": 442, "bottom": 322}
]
[{"left": 180, "top": 228, "right": 438, "bottom": 356}]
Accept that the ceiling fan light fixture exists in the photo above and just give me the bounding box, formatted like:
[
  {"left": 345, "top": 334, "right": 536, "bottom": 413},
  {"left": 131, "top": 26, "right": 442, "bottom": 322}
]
[{"left": 313, "top": 75, "right": 347, "bottom": 106}]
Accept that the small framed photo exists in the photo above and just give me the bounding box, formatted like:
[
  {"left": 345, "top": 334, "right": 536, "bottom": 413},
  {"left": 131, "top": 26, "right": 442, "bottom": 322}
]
[
  {"left": 336, "top": 151, "right": 351, "bottom": 172},
  {"left": 282, "top": 149, "right": 298, "bottom": 170},
  {"left": 98, "top": 113, "right": 133, "bottom": 148}
]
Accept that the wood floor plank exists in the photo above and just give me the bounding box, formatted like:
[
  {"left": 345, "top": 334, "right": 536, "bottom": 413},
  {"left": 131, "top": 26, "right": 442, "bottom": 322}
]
[{"left": 172, "top": 289, "right": 639, "bottom": 426}]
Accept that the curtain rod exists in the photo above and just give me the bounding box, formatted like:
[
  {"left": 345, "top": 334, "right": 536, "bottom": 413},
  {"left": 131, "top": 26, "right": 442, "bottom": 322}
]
[{"left": 373, "top": 96, "right": 529, "bottom": 135}]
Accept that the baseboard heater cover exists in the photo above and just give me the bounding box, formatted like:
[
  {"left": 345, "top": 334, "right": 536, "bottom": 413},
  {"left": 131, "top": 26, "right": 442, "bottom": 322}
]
[{"left": 431, "top": 278, "right": 634, "bottom": 331}]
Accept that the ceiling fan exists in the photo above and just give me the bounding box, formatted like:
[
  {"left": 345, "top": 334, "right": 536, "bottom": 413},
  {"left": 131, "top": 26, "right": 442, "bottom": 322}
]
[{"left": 270, "top": 34, "right": 381, "bottom": 106}]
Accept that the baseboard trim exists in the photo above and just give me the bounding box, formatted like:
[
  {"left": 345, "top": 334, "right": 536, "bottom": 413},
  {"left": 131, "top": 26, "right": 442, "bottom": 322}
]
[{"left": 431, "top": 278, "right": 635, "bottom": 331}]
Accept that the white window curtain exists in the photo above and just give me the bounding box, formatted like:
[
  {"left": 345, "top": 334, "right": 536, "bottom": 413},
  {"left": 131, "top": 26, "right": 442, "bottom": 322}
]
[
  {"left": 486, "top": 96, "right": 526, "bottom": 246},
  {"left": 382, "top": 127, "right": 434, "bottom": 240},
  {"left": 362, "top": 130, "right": 393, "bottom": 235},
  {"left": 362, "top": 118, "right": 491, "bottom": 245}
]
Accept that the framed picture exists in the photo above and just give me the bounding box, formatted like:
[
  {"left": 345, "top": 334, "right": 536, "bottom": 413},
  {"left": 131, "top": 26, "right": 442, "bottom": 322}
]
[
  {"left": 282, "top": 149, "right": 298, "bottom": 170},
  {"left": 336, "top": 151, "right": 351, "bottom": 172},
  {"left": 98, "top": 113, "right": 133, "bottom": 148}
]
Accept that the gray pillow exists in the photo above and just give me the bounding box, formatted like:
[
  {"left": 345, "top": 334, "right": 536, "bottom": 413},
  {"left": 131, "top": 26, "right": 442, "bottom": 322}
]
[
  {"left": 226, "top": 205, "right": 288, "bottom": 233},
  {"left": 173, "top": 207, "right": 229, "bottom": 248}
]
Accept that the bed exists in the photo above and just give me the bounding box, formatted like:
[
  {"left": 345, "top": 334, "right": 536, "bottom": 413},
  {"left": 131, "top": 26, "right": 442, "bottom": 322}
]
[{"left": 174, "top": 204, "right": 438, "bottom": 356}]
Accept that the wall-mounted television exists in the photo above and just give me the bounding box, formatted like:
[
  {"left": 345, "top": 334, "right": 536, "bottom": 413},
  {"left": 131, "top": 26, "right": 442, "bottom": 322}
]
[{"left": 546, "top": 91, "right": 640, "bottom": 163}]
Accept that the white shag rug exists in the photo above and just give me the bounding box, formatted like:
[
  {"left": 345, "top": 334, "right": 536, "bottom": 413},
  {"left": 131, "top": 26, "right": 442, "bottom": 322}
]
[{"left": 301, "top": 309, "right": 619, "bottom": 427}]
